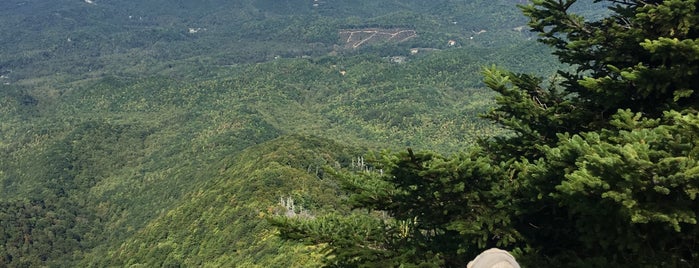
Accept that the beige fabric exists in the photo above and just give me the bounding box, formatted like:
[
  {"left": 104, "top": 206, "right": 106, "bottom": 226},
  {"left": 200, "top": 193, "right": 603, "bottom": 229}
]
[{"left": 467, "top": 248, "right": 520, "bottom": 268}]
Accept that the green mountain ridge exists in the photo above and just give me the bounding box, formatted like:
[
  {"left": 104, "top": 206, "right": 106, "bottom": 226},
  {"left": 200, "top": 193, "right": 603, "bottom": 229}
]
[{"left": 88, "top": 134, "right": 356, "bottom": 267}]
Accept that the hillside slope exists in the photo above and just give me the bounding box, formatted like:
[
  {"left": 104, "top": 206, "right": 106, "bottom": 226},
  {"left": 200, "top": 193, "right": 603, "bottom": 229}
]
[{"left": 86, "top": 134, "right": 357, "bottom": 267}]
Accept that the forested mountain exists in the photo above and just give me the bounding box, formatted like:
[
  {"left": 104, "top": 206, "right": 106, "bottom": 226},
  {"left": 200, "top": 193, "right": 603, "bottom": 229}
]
[{"left": 4, "top": 1, "right": 691, "bottom": 268}]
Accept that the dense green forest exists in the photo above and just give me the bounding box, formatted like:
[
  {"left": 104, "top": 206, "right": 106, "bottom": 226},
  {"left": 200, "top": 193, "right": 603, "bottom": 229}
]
[{"left": 2, "top": 0, "right": 695, "bottom": 267}]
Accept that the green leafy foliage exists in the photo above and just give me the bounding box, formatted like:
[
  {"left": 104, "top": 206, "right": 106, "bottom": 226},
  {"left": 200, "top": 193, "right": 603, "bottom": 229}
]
[
  {"left": 511, "top": 1, "right": 699, "bottom": 265},
  {"left": 520, "top": 110, "right": 699, "bottom": 266}
]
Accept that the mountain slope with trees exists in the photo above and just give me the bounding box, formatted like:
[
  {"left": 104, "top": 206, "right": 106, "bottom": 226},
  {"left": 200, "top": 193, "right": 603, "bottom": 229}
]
[{"left": 0, "top": 45, "right": 556, "bottom": 267}]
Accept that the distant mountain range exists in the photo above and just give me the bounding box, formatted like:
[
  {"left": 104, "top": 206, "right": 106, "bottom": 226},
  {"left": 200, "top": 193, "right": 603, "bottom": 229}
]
[{"left": 0, "top": 0, "right": 537, "bottom": 85}]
